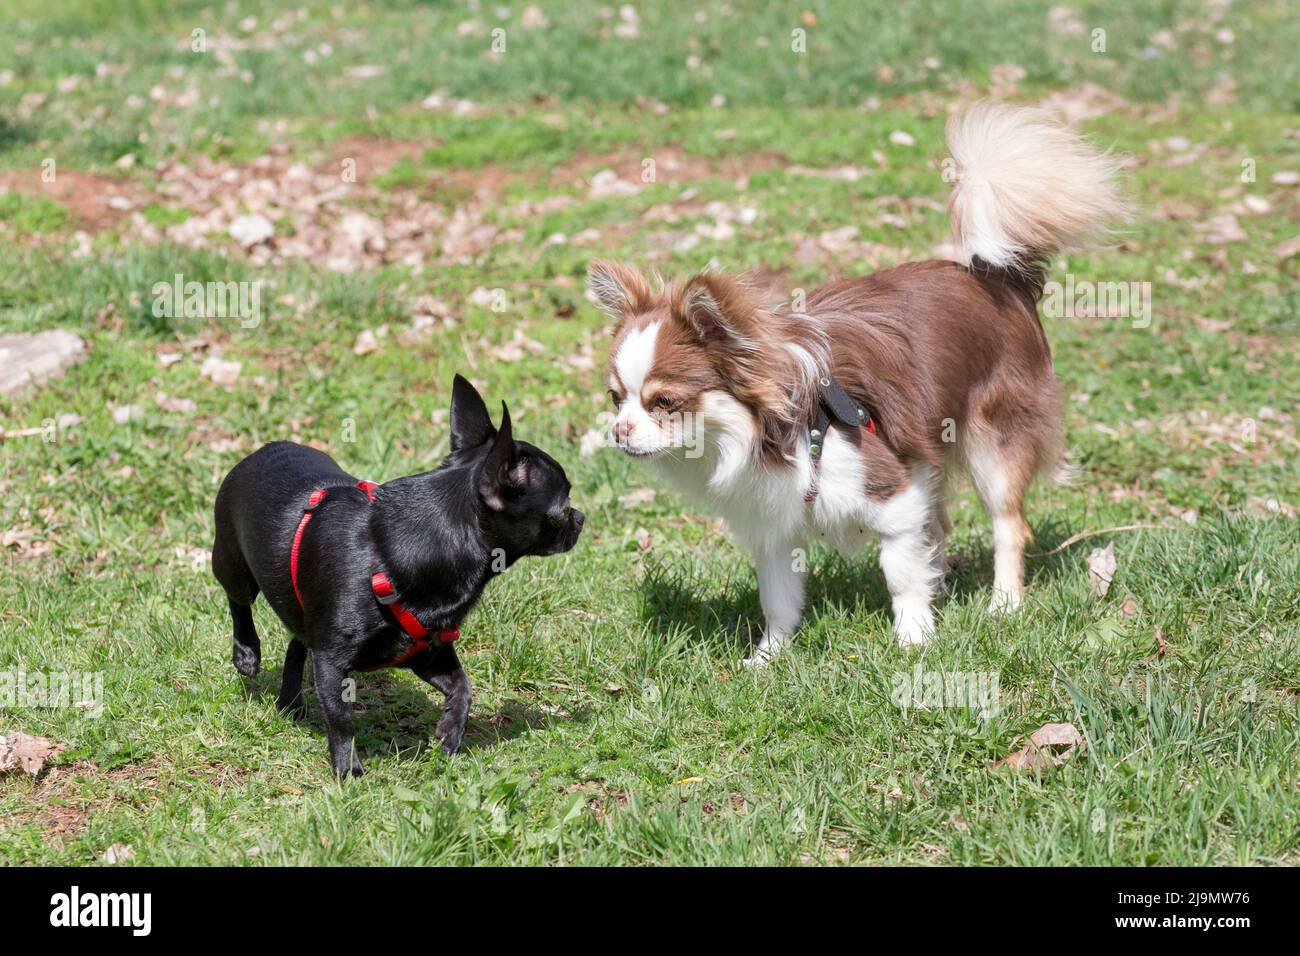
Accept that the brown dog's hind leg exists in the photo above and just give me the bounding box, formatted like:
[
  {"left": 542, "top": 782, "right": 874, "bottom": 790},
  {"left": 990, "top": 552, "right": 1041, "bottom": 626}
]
[{"left": 964, "top": 425, "right": 1037, "bottom": 613}]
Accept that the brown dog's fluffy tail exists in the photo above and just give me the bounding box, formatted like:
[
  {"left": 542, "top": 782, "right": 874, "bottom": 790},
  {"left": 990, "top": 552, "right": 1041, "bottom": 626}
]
[{"left": 946, "top": 102, "right": 1128, "bottom": 290}]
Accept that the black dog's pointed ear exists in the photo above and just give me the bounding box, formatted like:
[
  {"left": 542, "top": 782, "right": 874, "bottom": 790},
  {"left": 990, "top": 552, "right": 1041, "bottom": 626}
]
[
  {"left": 479, "top": 402, "right": 529, "bottom": 511},
  {"left": 450, "top": 374, "right": 494, "bottom": 452}
]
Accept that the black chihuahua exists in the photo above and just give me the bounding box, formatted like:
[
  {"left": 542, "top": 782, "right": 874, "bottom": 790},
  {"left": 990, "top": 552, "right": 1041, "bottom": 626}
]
[{"left": 212, "top": 375, "right": 583, "bottom": 776}]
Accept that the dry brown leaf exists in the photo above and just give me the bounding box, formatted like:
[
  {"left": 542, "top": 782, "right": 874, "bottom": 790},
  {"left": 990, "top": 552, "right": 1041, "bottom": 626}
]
[
  {"left": 103, "top": 843, "right": 134, "bottom": 865},
  {"left": 353, "top": 329, "right": 380, "bottom": 355},
  {"left": 992, "top": 722, "right": 1086, "bottom": 772},
  {"left": 618, "top": 487, "right": 657, "bottom": 507},
  {"left": 1274, "top": 235, "right": 1300, "bottom": 260},
  {"left": 489, "top": 329, "right": 546, "bottom": 362},
  {"left": 155, "top": 391, "right": 196, "bottom": 414},
  {"left": 0, "top": 731, "right": 64, "bottom": 776},
  {"left": 1201, "top": 213, "right": 1247, "bottom": 244},
  {"left": 200, "top": 356, "right": 242, "bottom": 387},
  {"left": 1155, "top": 625, "right": 1169, "bottom": 658},
  {"left": 1087, "top": 541, "right": 1117, "bottom": 597}
]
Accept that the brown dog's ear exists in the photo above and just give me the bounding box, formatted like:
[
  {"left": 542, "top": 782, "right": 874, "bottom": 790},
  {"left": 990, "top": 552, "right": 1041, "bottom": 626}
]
[
  {"left": 587, "top": 260, "right": 653, "bottom": 318},
  {"left": 675, "top": 272, "right": 760, "bottom": 347}
]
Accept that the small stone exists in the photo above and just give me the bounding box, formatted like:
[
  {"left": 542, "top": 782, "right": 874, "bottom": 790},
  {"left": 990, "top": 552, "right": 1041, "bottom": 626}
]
[
  {"left": 229, "top": 213, "right": 275, "bottom": 248},
  {"left": 103, "top": 843, "right": 134, "bottom": 865},
  {"left": 353, "top": 329, "right": 380, "bottom": 355},
  {"left": 201, "top": 356, "right": 242, "bottom": 387},
  {"left": 111, "top": 403, "right": 144, "bottom": 424},
  {"left": 0, "top": 330, "right": 86, "bottom": 396},
  {"left": 521, "top": 5, "right": 549, "bottom": 29}
]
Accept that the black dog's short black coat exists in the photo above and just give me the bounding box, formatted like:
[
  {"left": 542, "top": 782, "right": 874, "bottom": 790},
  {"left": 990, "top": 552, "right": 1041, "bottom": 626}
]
[{"left": 211, "top": 375, "right": 583, "bottom": 776}]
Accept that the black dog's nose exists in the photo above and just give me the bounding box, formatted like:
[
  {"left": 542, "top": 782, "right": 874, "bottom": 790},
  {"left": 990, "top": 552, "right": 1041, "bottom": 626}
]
[{"left": 565, "top": 509, "right": 585, "bottom": 550}]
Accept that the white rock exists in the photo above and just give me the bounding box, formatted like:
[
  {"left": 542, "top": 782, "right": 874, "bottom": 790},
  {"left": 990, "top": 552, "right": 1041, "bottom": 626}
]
[
  {"left": 589, "top": 169, "right": 640, "bottom": 199},
  {"left": 111, "top": 403, "right": 144, "bottom": 424},
  {"left": 103, "top": 844, "right": 134, "bottom": 865},
  {"left": 229, "top": 213, "right": 275, "bottom": 248},
  {"left": 0, "top": 330, "right": 86, "bottom": 396},
  {"left": 353, "top": 329, "right": 380, "bottom": 355},
  {"left": 338, "top": 212, "right": 387, "bottom": 253},
  {"left": 201, "top": 356, "right": 242, "bottom": 386}
]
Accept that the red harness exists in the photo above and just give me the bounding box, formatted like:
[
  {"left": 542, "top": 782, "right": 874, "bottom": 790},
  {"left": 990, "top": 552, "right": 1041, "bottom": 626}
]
[{"left": 289, "top": 480, "right": 459, "bottom": 671}]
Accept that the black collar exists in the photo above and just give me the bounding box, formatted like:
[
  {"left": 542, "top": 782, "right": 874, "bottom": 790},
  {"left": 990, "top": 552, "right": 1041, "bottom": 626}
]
[{"left": 809, "top": 374, "right": 876, "bottom": 462}]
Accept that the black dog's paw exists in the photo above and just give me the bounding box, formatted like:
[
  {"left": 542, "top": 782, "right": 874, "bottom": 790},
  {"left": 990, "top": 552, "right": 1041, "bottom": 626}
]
[
  {"left": 232, "top": 643, "right": 260, "bottom": 678},
  {"left": 332, "top": 757, "right": 365, "bottom": 779},
  {"left": 436, "top": 711, "right": 467, "bottom": 756},
  {"left": 275, "top": 694, "right": 307, "bottom": 721}
]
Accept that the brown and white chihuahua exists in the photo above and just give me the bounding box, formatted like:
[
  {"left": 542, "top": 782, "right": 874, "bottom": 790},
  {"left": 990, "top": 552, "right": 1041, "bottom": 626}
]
[{"left": 589, "top": 103, "right": 1127, "bottom": 664}]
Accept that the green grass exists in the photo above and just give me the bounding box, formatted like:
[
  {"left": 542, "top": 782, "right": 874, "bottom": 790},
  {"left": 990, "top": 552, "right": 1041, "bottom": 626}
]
[
  {"left": 0, "top": 190, "right": 69, "bottom": 232},
  {"left": 1, "top": 0, "right": 1297, "bottom": 865}
]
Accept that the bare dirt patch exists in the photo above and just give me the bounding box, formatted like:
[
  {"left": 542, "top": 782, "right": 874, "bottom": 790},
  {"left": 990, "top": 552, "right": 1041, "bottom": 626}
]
[
  {"left": 323, "top": 136, "right": 428, "bottom": 185},
  {"left": 550, "top": 145, "right": 780, "bottom": 190},
  {"left": 7, "top": 758, "right": 164, "bottom": 840},
  {"left": 0, "top": 169, "right": 155, "bottom": 232}
]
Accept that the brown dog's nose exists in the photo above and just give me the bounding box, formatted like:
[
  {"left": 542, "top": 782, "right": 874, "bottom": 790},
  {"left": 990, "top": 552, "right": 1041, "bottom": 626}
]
[{"left": 612, "top": 420, "right": 634, "bottom": 444}]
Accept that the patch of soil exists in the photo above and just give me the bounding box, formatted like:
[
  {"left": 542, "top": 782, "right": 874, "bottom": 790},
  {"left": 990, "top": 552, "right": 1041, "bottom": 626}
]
[
  {"left": 0, "top": 169, "right": 156, "bottom": 232},
  {"left": 323, "top": 136, "right": 429, "bottom": 186},
  {"left": 8, "top": 758, "right": 164, "bottom": 839},
  {"left": 323, "top": 138, "right": 777, "bottom": 198},
  {"left": 550, "top": 145, "right": 780, "bottom": 190}
]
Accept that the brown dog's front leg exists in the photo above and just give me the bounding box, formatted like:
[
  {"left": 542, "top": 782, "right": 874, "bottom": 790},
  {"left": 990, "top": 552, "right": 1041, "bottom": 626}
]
[{"left": 411, "top": 644, "right": 471, "bottom": 756}]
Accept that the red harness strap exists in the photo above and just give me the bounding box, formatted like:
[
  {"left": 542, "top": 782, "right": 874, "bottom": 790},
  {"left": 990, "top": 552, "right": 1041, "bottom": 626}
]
[{"left": 289, "top": 480, "right": 459, "bottom": 671}]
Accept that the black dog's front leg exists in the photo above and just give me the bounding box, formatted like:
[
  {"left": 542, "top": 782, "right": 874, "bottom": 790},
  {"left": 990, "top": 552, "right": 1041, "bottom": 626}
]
[
  {"left": 275, "top": 639, "right": 308, "bottom": 720},
  {"left": 411, "top": 644, "right": 472, "bottom": 756},
  {"left": 312, "top": 654, "right": 364, "bottom": 777}
]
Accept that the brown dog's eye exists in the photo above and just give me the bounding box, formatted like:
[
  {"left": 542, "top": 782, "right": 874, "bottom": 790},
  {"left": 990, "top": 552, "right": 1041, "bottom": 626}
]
[
  {"left": 608, "top": 389, "right": 623, "bottom": 407},
  {"left": 652, "top": 395, "right": 675, "bottom": 411}
]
